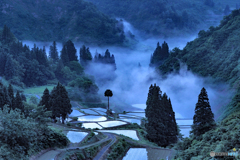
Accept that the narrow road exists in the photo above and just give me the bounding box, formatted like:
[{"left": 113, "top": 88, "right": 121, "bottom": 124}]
[
  {"left": 53, "top": 132, "right": 116, "bottom": 160},
  {"left": 93, "top": 133, "right": 117, "bottom": 160}
]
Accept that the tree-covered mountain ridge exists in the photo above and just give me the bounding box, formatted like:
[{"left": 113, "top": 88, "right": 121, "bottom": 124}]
[
  {"left": 86, "top": 0, "right": 227, "bottom": 37},
  {"left": 158, "top": 9, "right": 240, "bottom": 121},
  {"left": 0, "top": 0, "right": 125, "bottom": 45}
]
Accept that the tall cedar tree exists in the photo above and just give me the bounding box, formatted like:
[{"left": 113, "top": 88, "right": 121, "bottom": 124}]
[
  {"left": 60, "top": 45, "right": 69, "bottom": 66},
  {"left": 65, "top": 40, "right": 78, "bottom": 62},
  {"left": 49, "top": 41, "right": 59, "bottom": 62},
  {"left": 3, "top": 87, "right": 10, "bottom": 109},
  {"left": 80, "top": 45, "right": 92, "bottom": 67},
  {"left": 49, "top": 83, "right": 72, "bottom": 124},
  {"left": 4, "top": 55, "right": 15, "bottom": 80},
  {"left": 145, "top": 83, "right": 178, "bottom": 147},
  {"left": 150, "top": 41, "right": 169, "bottom": 67},
  {"left": 191, "top": 87, "right": 216, "bottom": 138},
  {"left": 14, "top": 90, "right": 24, "bottom": 114},
  {"left": 38, "top": 88, "right": 51, "bottom": 112},
  {"left": 8, "top": 84, "right": 14, "bottom": 110},
  {"left": 0, "top": 87, "right": 4, "bottom": 110}
]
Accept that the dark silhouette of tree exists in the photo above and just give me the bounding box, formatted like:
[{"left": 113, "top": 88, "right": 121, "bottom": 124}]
[
  {"left": 80, "top": 45, "right": 92, "bottom": 67},
  {"left": 104, "top": 89, "right": 113, "bottom": 110},
  {"left": 8, "top": 84, "right": 14, "bottom": 110},
  {"left": 14, "top": 90, "right": 24, "bottom": 114},
  {"left": 145, "top": 83, "right": 178, "bottom": 147},
  {"left": 38, "top": 88, "right": 51, "bottom": 112},
  {"left": 150, "top": 41, "right": 169, "bottom": 67},
  {"left": 65, "top": 40, "right": 78, "bottom": 62},
  {"left": 224, "top": 5, "right": 231, "bottom": 15},
  {"left": 20, "top": 93, "right": 26, "bottom": 102},
  {"left": 49, "top": 83, "right": 72, "bottom": 124},
  {"left": 190, "top": 87, "right": 216, "bottom": 139},
  {"left": 94, "top": 49, "right": 116, "bottom": 70},
  {"left": 49, "top": 41, "right": 59, "bottom": 63},
  {"left": 4, "top": 55, "right": 15, "bottom": 80},
  {"left": 60, "top": 45, "right": 69, "bottom": 66}
]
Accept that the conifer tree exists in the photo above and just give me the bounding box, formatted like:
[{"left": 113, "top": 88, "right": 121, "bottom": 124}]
[
  {"left": 65, "top": 40, "right": 78, "bottom": 62},
  {"left": 38, "top": 88, "right": 51, "bottom": 112},
  {"left": 49, "top": 83, "right": 72, "bottom": 124},
  {"left": 149, "top": 42, "right": 169, "bottom": 67},
  {"left": 14, "top": 91, "right": 24, "bottom": 113},
  {"left": 0, "top": 88, "right": 4, "bottom": 110},
  {"left": 191, "top": 87, "right": 216, "bottom": 138},
  {"left": 80, "top": 45, "right": 92, "bottom": 66},
  {"left": 59, "top": 84, "right": 72, "bottom": 124},
  {"left": 60, "top": 45, "right": 69, "bottom": 66},
  {"left": 145, "top": 83, "right": 178, "bottom": 147},
  {"left": 4, "top": 55, "right": 15, "bottom": 80},
  {"left": 20, "top": 93, "right": 26, "bottom": 102},
  {"left": 49, "top": 41, "right": 59, "bottom": 63},
  {"left": 8, "top": 84, "right": 14, "bottom": 110},
  {"left": 3, "top": 86, "right": 10, "bottom": 108}
]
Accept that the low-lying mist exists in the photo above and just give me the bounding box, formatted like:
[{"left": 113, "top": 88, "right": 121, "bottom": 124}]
[{"left": 22, "top": 20, "right": 233, "bottom": 121}]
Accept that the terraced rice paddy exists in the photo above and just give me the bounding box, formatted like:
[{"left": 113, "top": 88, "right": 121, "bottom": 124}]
[
  {"left": 97, "top": 130, "right": 139, "bottom": 140},
  {"left": 69, "top": 109, "right": 85, "bottom": 117},
  {"left": 82, "top": 122, "right": 103, "bottom": 129},
  {"left": 80, "top": 109, "right": 100, "bottom": 115},
  {"left": 120, "top": 118, "right": 141, "bottom": 125},
  {"left": 77, "top": 115, "right": 107, "bottom": 122},
  {"left": 123, "top": 148, "right": 172, "bottom": 160},
  {"left": 98, "top": 121, "right": 127, "bottom": 128},
  {"left": 66, "top": 131, "right": 88, "bottom": 143}
]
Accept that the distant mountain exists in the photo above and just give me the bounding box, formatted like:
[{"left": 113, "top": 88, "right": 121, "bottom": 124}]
[
  {"left": 0, "top": 0, "right": 125, "bottom": 45},
  {"left": 86, "top": 0, "right": 235, "bottom": 37},
  {"left": 158, "top": 9, "right": 240, "bottom": 121}
]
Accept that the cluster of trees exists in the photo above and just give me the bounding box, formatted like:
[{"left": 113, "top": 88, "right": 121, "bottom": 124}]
[
  {"left": 149, "top": 41, "right": 169, "bottom": 67},
  {"left": 38, "top": 83, "right": 72, "bottom": 124},
  {"left": 79, "top": 44, "right": 117, "bottom": 70},
  {"left": 0, "top": 83, "right": 70, "bottom": 159},
  {"left": 145, "top": 83, "right": 178, "bottom": 147},
  {"left": 94, "top": 49, "right": 117, "bottom": 70},
  {"left": 145, "top": 84, "right": 216, "bottom": 148},
  {"left": 0, "top": 83, "right": 26, "bottom": 113},
  {"left": 0, "top": 26, "right": 99, "bottom": 102}
]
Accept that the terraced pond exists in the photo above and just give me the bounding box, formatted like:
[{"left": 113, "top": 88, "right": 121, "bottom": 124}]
[{"left": 97, "top": 130, "right": 139, "bottom": 140}]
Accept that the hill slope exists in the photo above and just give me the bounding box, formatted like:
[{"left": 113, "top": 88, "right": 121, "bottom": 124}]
[
  {"left": 0, "top": 0, "right": 125, "bottom": 44},
  {"left": 158, "top": 9, "right": 240, "bottom": 121},
  {"left": 86, "top": 0, "right": 227, "bottom": 37}
]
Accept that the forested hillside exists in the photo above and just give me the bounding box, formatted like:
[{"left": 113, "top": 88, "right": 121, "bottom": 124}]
[
  {"left": 86, "top": 0, "right": 228, "bottom": 37},
  {"left": 158, "top": 9, "right": 240, "bottom": 122},
  {"left": 0, "top": 0, "right": 125, "bottom": 44}
]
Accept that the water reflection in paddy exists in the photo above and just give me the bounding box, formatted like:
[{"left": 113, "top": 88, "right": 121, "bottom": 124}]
[
  {"left": 82, "top": 123, "right": 103, "bottom": 129},
  {"left": 69, "top": 109, "right": 85, "bottom": 117},
  {"left": 80, "top": 109, "right": 100, "bottom": 115},
  {"left": 77, "top": 116, "right": 107, "bottom": 122},
  {"left": 98, "top": 121, "right": 127, "bottom": 128},
  {"left": 98, "top": 130, "right": 139, "bottom": 140},
  {"left": 66, "top": 131, "right": 88, "bottom": 143},
  {"left": 121, "top": 118, "right": 141, "bottom": 125},
  {"left": 123, "top": 148, "right": 171, "bottom": 160}
]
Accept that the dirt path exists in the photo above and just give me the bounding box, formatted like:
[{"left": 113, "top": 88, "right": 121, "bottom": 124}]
[{"left": 93, "top": 133, "right": 117, "bottom": 160}]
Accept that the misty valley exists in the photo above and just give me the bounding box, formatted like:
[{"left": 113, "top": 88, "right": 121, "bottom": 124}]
[{"left": 0, "top": 0, "right": 240, "bottom": 160}]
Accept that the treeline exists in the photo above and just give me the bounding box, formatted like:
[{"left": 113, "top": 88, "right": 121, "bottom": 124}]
[{"left": 0, "top": 25, "right": 101, "bottom": 95}]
